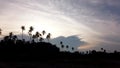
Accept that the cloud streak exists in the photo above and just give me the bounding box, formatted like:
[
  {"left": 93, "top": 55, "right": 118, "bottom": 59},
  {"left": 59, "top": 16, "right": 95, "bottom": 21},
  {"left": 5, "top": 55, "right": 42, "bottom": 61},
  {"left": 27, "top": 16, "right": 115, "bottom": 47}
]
[{"left": 0, "top": 0, "right": 120, "bottom": 51}]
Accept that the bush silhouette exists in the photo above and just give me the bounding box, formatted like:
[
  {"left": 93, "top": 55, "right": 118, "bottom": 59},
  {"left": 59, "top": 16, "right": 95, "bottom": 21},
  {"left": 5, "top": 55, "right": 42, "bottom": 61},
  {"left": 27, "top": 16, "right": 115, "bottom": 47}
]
[{"left": 0, "top": 26, "right": 120, "bottom": 61}]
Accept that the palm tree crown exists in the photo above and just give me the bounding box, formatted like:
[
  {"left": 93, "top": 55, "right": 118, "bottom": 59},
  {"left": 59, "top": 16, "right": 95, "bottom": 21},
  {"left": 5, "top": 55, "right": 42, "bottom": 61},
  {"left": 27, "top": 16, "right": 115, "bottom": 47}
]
[
  {"left": 42, "top": 30, "right": 46, "bottom": 35},
  {"left": 35, "top": 32, "right": 40, "bottom": 37},
  {"left": 29, "top": 26, "right": 34, "bottom": 32},
  {"left": 72, "top": 47, "right": 74, "bottom": 51},
  {"left": 9, "top": 32, "right": 13, "bottom": 39},
  {"left": 46, "top": 33, "right": 51, "bottom": 42},
  {"left": 21, "top": 26, "right": 25, "bottom": 31},
  {"left": 35, "top": 31, "right": 40, "bottom": 42},
  {"left": 28, "top": 26, "right": 34, "bottom": 42},
  {"left": 21, "top": 26, "right": 25, "bottom": 40}
]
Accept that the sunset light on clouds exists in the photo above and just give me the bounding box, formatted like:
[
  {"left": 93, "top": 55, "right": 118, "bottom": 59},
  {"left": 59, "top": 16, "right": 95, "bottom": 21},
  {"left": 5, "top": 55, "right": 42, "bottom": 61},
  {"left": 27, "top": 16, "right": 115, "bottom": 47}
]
[{"left": 0, "top": 0, "right": 120, "bottom": 52}]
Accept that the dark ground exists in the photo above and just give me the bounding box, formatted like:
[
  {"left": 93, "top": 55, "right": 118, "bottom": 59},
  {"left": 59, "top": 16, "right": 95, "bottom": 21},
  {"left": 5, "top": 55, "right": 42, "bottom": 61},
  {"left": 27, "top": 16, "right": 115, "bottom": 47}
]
[
  {"left": 0, "top": 37, "right": 120, "bottom": 68},
  {"left": 0, "top": 58, "right": 120, "bottom": 68}
]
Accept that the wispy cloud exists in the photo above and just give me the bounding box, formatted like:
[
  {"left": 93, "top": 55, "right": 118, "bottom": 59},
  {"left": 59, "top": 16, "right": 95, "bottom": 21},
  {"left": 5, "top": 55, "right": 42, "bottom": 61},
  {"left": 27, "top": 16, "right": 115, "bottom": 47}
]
[
  {"left": 51, "top": 35, "right": 87, "bottom": 51},
  {"left": 51, "top": 0, "right": 120, "bottom": 51},
  {"left": 0, "top": 0, "right": 120, "bottom": 51}
]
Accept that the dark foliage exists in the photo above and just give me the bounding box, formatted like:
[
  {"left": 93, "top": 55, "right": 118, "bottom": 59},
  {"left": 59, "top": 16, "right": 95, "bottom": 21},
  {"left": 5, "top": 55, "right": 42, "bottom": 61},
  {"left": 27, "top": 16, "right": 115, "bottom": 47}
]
[
  {"left": 0, "top": 27, "right": 119, "bottom": 62},
  {"left": 0, "top": 36, "right": 120, "bottom": 61}
]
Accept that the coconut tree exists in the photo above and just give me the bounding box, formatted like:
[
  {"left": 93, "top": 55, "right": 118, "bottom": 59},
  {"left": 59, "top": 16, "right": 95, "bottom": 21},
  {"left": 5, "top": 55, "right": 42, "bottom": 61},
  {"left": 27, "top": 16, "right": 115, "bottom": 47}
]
[
  {"left": 13, "top": 35, "right": 17, "bottom": 40},
  {"left": 60, "top": 41, "right": 63, "bottom": 45},
  {"left": 13, "top": 35, "right": 17, "bottom": 44},
  {"left": 39, "top": 37, "right": 44, "bottom": 42},
  {"left": 61, "top": 45, "right": 64, "bottom": 49},
  {"left": 65, "top": 45, "right": 69, "bottom": 51},
  {"left": 72, "top": 47, "right": 74, "bottom": 51},
  {"left": 30, "top": 26, "right": 34, "bottom": 32},
  {"left": 28, "top": 26, "right": 34, "bottom": 42},
  {"left": 21, "top": 26, "right": 25, "bottom": 40},
  {"left": 39, "top": 33, "right": 42, "bottom": 37},
  {"left": 35, "top": 31, "right": 40, "bottom": 42},
  {"left": 32, "top": 35, "right": 36, "bottom": 40},
  {"left": 46, "top": 33, "right": 51, "bottom": 42},
  {"left": 42, "top": 30, "right": 46, "bottom": 35},
  {"left": 9, "top": 32, "right": 13, "bottom": 40},
  {"left": 101, "top": 48, "right": 104, "bottom": 52},
  {"left": 39, "top": 33, "right": 44, "bottom": 42},
  {"left": 66, "top": 45, "right": 69, "bottom": 49},
  {"left": 60, "top": 41, "right": 64, "bottom": 50},
  {"left": 32, "top": 34, "right": 36, "bottom": 43}
]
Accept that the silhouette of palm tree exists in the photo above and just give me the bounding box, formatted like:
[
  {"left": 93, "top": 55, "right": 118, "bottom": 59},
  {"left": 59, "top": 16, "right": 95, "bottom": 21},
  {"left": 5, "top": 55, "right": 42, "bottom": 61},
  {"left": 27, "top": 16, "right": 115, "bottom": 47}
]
[
  {"left": 39, "top": 33, "right": 44, "bottom": 42},
  {"left": 39, "top": 37, "right": 44, "bottom": 42},
  {"left": 32, "top": 35, "right": 36, "bottom": 41},
  {"left": 66, "top": 45, "right": 69, "bottom": 51},
  {"left": 60, "top": 41, "right": 64, "bottom": 50},
  {"left": 61, "top": 45, "right": 64, "bottom": 49},
  {"left": 60, "top": 41, "right": 63, "bottom": 45},
  {"left": 101, "top": 48, "right": 103, "bottom": 50},
  {"left": 30, "top": 26, "right": 34, "bottom": 32},
  {"left": 66, "top": 45, "right": 69, "bottom": 49},
  {"left": 35, "top": 31, "right": 40, "bottom": 42},
  {"left": 0, "top": 28, "right": 2, "bottom": 35},
  {"left": 28, "top": 26, "right": 34, "bottom": 42},
  {"left": 13, "top": 35, "right": 17, "bottom": 43},
  {"left": 46, "top": 33, "right": 51, "bottom": 42},
  {"left": 13, "top": 35, "right": 17, "bottom": 40},
  {"left": 101, "top": 48, "right": 104, "bottom": 52},
  {"left": 21, "top": 26, "right": 25, "bottom": 40},
  {"left": 42, "top": 30, "right": 46, "bottom": 35},
  {"left": 72, "top": 47, "right": 74, "bottom": 51},
  {"left": 9, "top": 32, "right": 13, "bottom": 40},
  {"left": 39, "top": 33, "right": 42, "bottom": 37},
  {"left": 104, "top": 50, "right": 106, "bottom": 53}
]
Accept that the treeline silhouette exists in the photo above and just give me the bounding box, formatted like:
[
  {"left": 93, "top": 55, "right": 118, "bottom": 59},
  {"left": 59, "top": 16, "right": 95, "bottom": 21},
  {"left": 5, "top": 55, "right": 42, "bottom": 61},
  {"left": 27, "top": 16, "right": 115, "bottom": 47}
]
[{"left": 0, "top": 26, "right": 120, "bottom": 61}]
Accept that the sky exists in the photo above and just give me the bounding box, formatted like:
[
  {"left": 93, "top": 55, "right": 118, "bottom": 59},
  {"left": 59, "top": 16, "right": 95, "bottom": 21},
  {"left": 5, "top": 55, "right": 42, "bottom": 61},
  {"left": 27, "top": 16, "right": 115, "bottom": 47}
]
[{"left": 0, "top": 0, "right": 120, "bottom": 52}]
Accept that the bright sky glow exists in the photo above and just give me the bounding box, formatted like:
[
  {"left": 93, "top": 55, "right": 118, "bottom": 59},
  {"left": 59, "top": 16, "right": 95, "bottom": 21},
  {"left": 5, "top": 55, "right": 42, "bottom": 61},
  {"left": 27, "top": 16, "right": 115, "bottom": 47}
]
[{"left": 0, "top": 0, "right": 120, "bottom": 52}]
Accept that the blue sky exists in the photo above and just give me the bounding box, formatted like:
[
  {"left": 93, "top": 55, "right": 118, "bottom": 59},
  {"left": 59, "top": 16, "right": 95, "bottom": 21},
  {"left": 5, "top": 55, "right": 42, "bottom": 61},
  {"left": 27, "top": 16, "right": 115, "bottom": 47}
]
[{"left": 0, "top": 0, "right": 120, "bottom": 52}]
